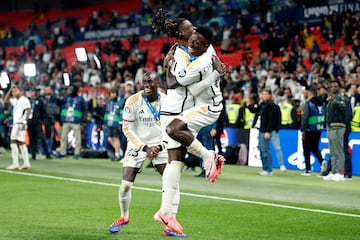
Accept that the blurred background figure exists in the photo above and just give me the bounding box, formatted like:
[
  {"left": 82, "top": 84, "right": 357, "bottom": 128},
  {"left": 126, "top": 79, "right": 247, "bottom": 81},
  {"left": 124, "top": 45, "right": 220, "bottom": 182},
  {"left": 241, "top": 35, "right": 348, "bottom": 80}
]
[
  {"left": 27, "top": 88, "right": 52, "bottom": 160},
  {"left": 104, "top": 87, "right": 123, "bottom": 161},
  {"left": 56, "top": 85, "right": 87, "bottom": 159}
]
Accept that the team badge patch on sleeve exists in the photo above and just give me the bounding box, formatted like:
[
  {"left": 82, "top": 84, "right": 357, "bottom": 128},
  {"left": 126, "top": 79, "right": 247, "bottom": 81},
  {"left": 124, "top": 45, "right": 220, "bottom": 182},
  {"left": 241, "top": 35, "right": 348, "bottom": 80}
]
[{"left": 178, "top": 69, "right": 186, "bottom": 78}]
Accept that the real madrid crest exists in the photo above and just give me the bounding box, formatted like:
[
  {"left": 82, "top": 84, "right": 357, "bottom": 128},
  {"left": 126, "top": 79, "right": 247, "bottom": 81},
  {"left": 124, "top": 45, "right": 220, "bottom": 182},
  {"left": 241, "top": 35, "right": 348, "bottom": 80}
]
[{"left": 178, "top": 69, "right": 186, "bottom": 78}]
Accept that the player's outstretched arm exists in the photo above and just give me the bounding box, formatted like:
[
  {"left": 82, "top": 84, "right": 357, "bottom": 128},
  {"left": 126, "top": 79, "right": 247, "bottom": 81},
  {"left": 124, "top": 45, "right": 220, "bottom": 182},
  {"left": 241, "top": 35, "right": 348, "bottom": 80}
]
[{"left": 187, "top": 71, "right": 220, "bottom": 96}]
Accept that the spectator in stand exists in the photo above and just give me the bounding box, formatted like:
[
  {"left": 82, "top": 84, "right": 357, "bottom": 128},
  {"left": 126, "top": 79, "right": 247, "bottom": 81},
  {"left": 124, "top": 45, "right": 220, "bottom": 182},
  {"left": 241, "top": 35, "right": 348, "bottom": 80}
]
[
  {"left": 242, "top": 42, "right": 253, "bottom": 66},
  {"left": 330, "top": 11, "right": 342, "bottom": 41},
  {"left": 0, "top": 47, "right": 6, "bottom": 71},
  {"left": 290, "top": 34, "right": 305, "bottom": 53},
  {"left": 348, "top": 83, "right": 360, "bottom": 110},
  {"left": 281, "top": 72, "right": 305, "bottom": 102},
  {"left": 303, "top": 27, "right": 320, "bottom": 51},
  {"left": 223, "top": 70, "right": 239, "bottom": 96},
  {"left": 259, "top": 51, "right": 273, "bottom": 72},
  {"left": 259, "top": 32, "right": 270, "bottom": 54},
  {"left": 268, "top": 31, "right": 281, "bottom": 57},
  {"left": 352, "top": 38, "right": 360, "bottom": 61},
  {"left": 322, "top": 15, "right": 334, "bottom": 46},
  {"left": 255, "top": 62, "right": 268, "bottom": 81},
  {"left": 265, "top": 68, "right": 279, "bottom": 94},
  {"left": 27, "top": 88, "right": 52, "bottom": 160},
  {"left": 281, "top": 50, "right": 297, "bottom": 74},
  {"left": 86, "top": 11, "right": 103, "bottom": 31}
]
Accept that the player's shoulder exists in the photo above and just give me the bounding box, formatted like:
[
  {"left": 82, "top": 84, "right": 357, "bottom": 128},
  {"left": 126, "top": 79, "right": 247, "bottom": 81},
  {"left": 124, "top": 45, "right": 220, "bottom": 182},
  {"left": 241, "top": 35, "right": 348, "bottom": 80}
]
[
  {"left": 188, "top": 52, "right": 212, "bottom": 70},
  {"left": 159, "top": 92, "right": 166, "bottom": 99},
  {"left": 19, "top": 96, "right": 30, "bottom": 103},
  {"left": 125, "top": 91, "right": 143, "bottom": 106}
]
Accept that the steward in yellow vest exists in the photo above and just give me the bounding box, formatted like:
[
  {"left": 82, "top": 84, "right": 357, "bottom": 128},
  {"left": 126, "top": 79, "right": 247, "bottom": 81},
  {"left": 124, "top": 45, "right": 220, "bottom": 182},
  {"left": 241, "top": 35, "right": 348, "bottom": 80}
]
[
  {"left": 351, "top": 105, "right": 360, "bottom": 132},
  {"left": 278, "top": 95, "right": 298, "bottom": 129},
  {"left": 239, "top": 94, "right": 258, "bottom": 129}
]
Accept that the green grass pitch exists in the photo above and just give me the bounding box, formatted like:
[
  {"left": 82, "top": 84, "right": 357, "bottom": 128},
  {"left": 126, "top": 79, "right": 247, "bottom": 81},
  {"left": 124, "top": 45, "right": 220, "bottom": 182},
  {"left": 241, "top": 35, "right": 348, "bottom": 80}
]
[{"left": 0, "top": 152, "right": 359, "bottom": 240}]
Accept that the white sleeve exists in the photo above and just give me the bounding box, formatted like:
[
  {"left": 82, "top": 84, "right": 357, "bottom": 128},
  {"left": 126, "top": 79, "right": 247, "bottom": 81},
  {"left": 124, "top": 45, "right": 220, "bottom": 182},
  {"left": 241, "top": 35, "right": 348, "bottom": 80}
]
[
  {"left": 187, "top": 71, "right": 220, "bottom": 96},
  {"left": 122, "top": 98, "right": 146, "bottom": 150},
  {"left": 175, "top": 67, "right": 203, "bottom": 86},
  {"left": 23, "top": 98, "right": 31, "bottom": 109}
]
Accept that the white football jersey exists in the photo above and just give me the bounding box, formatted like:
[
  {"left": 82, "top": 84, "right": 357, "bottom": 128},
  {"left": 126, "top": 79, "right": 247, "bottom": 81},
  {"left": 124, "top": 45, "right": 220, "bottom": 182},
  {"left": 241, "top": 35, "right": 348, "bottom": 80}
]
[
  {"left": 122, "top": 90, "right": 166, "bottom": 150},
  {"left": 161, "top": 45, "right": 194, "bottom": 115},
  {"left": 10, "top": 96, "right": 31, "bottom": 124},
  {"left": 176, "top": 47, "right": 223, "bottom": 111}
]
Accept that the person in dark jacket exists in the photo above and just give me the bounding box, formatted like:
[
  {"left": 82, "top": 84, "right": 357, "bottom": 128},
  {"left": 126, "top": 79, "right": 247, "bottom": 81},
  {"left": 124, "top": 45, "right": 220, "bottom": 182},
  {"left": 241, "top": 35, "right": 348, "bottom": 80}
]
[
  {"left": 322, "top": 96, "right": 353, "bottom": 180},
  {"left": 300, "top": 87, "right": 326, "bottom": 175},
  {"left": 323, "top": 80, "right": 347, "bottom": 182},
  {"left": 43, "top": 86, "right": 59, "bottom": 154},
  {"left": 252, "top": 87, "right": 277, "bottom": 176},
  {"left": 27, "top": 88, "right": 52, "bottom": 160}
]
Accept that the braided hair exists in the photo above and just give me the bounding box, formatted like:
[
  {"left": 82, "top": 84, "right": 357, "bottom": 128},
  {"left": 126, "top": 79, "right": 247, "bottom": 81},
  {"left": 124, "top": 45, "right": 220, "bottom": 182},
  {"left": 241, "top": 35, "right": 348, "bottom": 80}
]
[{"left": 152, "top": 8, "right": 187, "bottom": 40}]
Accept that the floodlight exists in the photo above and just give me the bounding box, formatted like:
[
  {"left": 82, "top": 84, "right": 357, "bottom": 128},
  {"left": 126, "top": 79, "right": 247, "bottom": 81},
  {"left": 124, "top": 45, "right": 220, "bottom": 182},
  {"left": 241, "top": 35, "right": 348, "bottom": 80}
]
[
  {"left": 0, "top": 71, "right": 10, "bottom": 88},
  {"left": 63, "top": 73, "right": 71, "bottom": 86},
  {"left": 75, "top": 48, "right": 88, "bottom": 62},
  {"left": 24, "top": 63, "right": 36, "bottom": 77},
  {"left": 93, "top": 55, "right": 101, "bottom": 69}
]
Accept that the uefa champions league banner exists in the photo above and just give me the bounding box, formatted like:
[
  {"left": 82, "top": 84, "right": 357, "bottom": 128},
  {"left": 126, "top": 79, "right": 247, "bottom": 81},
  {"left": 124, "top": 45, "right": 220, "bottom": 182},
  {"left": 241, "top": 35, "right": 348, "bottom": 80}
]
[
  {"left": 65, "top": 122, "right": 104, "bottom": 150},
  {"left": 86, "top": 122, "right": 104, "bottom": 150},
  {"left": 222, "top": 128, "right": 360, "bottom": 175}
]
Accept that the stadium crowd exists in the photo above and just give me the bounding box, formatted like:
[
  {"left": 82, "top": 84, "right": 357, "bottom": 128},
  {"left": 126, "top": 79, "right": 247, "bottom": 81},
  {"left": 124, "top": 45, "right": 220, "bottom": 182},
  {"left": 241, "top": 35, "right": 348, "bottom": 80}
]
[{"left": 0, "top": 1, "right": 360, "bottom": 179}]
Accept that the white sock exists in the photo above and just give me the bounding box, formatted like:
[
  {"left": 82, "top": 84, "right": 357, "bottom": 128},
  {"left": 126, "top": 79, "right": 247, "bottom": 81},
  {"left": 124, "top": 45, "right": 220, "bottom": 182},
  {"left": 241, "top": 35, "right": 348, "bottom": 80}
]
[
  {"left": 19, "top": 144, "right": 30, "bottom": 166},
  {"left": 187, "top": 139, "right": 213, "bottom": 160},
  {"left": 119, "top": 180, "right": 132, "bottom": 220},
  {"left": 10, "top": 143, "right": 19, "bottom": 167},
  {"left": 171, "top": 187, "right": 180, "bottom": 216},
  {"left": 161, "top": 161, "right": 184, "bottom": 215}
]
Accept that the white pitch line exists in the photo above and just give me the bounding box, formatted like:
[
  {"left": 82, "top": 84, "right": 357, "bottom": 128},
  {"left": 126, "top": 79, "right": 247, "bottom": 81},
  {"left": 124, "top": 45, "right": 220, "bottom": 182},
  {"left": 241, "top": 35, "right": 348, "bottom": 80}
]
[{"left": 1, "top": 170, "right": 360, "bottom": 218}]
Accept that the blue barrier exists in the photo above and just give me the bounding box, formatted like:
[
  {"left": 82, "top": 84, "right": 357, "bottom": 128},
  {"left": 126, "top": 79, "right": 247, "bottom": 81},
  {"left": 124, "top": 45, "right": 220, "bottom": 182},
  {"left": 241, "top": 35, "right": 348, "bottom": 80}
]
[
  {"left": 86, "top": 122, "right": 104, "bottom": 150},
  {"left": 223, "top": 128, "right": 360, "bottom": 176}
]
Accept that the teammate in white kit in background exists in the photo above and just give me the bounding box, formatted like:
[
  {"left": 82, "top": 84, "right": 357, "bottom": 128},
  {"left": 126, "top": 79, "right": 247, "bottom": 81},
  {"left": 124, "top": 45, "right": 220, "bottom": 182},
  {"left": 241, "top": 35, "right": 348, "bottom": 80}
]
[{"left": 3, "top": 85, "right": 32, "bottom": 170}]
